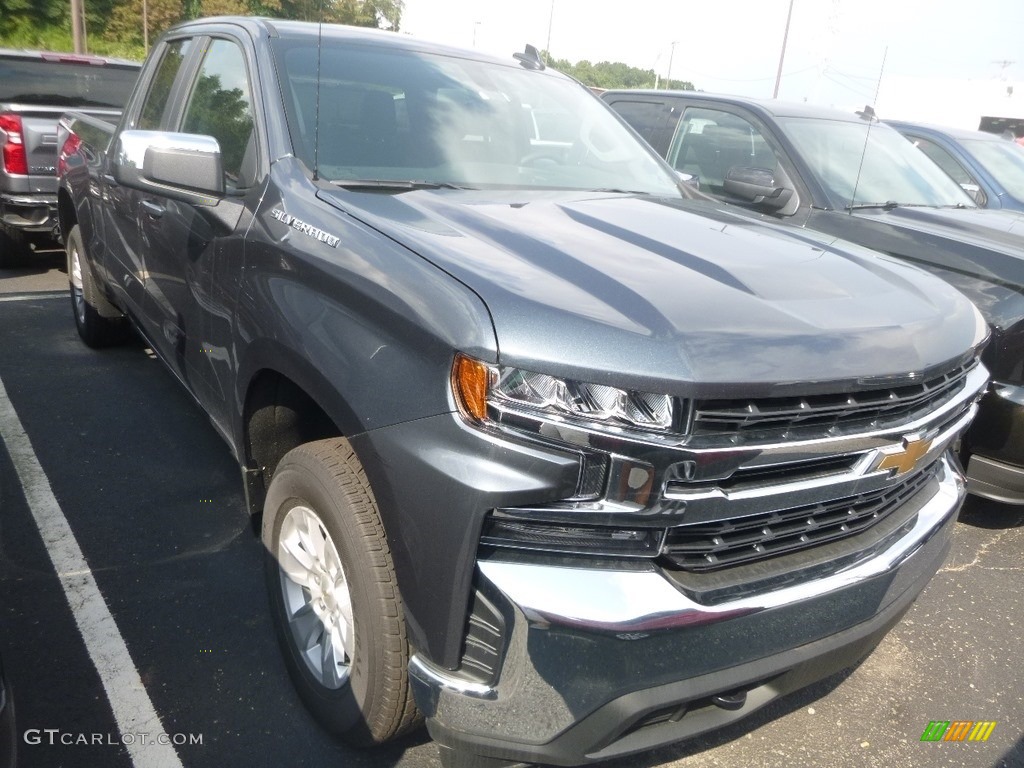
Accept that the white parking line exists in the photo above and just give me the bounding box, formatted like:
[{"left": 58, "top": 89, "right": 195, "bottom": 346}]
[
  {"left": 0, "top": 373, "right": 184, "bottom": 768},
  {"left": 0, "top": 292, "right": 65, "bottom": 302}
]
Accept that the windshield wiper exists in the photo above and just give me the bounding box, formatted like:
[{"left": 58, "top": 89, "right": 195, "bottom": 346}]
[
  {"left": 330, "top": 179, "right": 470, "bottom": 191},
  {"left": 845, "top": 200, "right": 900, "bottom": 211},
  {"left": 588, "top": 187, "right": 653, "bottom": 195}
]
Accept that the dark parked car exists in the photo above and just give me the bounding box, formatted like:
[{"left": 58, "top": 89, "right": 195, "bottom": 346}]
[
  {"left": 887, "top": 120, "right": 1024, "bottom": 212},
  {"left": 603, "top": 90, "right": 1024, "bottom": 505}
]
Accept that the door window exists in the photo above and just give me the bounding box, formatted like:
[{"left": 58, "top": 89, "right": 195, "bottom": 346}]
[
  {"left": 180, "top": 39, "right": 256, "bottom": 190},
  {"left": 908, "top": 136, "right": 974, "bottom": 186},
  {"left": 667, "top": 107, "right": 781, "bottom": 197},
  {"left": 907, "top": 135, "right": 987, "bottom": 206}
]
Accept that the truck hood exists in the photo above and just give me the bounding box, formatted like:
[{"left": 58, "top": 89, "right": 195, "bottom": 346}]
[
  {"left": 807, "top": 205, "right": 1024, "bottom": 383},
  {"left": 321, "top": 189, "right": 984, "bottom": 396}
]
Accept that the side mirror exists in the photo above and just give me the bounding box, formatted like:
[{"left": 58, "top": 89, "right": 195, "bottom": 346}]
[
  {"left": 960, "top": 182, "right": 986, "bottom": 207},
  {"left": 723, "top": 166, "right": 794, "bottom": 210},
  {"left": 113, "top": 129, "right": 224, "bottom": 205}
]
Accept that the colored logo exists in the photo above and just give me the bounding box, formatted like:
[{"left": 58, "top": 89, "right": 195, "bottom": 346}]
[
  {"left": 873, "top": 436, "right": 933, "bottom": 477},
  {"left": 920, "top": 721, "right": 996, "bottom": 742}
]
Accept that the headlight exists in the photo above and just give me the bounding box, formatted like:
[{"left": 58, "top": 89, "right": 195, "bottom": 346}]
[{"left": 452, "top": 353, "right": 677, "bottom": 436}]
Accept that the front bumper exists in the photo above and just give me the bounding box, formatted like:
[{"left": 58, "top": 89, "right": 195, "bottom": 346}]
[
  {"left": 411, "top": 455, "right": 964, "bottom": 765},
  {"left": 965, "top": 381, "right": 1024, "bottom": 504}
]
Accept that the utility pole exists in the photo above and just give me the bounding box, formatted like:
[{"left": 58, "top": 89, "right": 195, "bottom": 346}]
[
  {"left": 666, "top": 41, "right": 677, "bottom": 89},
  {"left": 545, "top": 0, "right": 555, "bottom": 63},
  {"left": 773, "top": 0, "right": 795, "bottom": 98},
  {"left": 70, "top": 0, "right": 87, "bottom": 54},
  {"left": 143, "top": 0, "right": 149, "bottom": 53}
]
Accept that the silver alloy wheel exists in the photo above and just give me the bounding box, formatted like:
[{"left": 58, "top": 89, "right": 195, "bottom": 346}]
[
  {"left": 69, "top": 245, "right": 86, "bottom": 326},
  {"left": 277, "top": 504, "right": 355, "bottom": 689}
]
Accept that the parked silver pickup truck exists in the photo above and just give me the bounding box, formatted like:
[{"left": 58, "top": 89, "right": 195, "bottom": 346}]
[{"left": 0, "top": 48, "right": 139, "bottom": 266}]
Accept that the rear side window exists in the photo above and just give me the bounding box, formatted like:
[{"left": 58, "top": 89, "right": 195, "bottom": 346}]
[
  {"left": 606, "top": 99, "right": 682, "bottom": 157},
  {"left": 0, "top": 56, "right": 139, "bottom": 108},
  {"left": 138, "top": 39, "right": 193, "bottom": 130}
]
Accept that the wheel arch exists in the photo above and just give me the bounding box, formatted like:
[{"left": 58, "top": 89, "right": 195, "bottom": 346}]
[
  {"left": 237, "top": 341, "right": 364, "bottom": 512},
  {"left": 57, "top": 187, "right": 77, "bottom": 244}
]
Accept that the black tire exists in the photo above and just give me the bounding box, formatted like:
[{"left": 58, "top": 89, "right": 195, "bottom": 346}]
[
  {"left": 66, "top": 224, "right": 127, "bottom": 348},
  {"left": 262, "top": 438, "right": 421, "bottom": 746},
  {"left": 0, "top": 225, "right": 29, "bottom": 268}
]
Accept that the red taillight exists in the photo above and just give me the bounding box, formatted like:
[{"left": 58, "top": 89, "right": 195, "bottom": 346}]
[
  {"left": 58, "top": 131, "right": 82, "bottom": 176},
  {"left": 0, "top": 112, "right": 28, "bottom": 175}
]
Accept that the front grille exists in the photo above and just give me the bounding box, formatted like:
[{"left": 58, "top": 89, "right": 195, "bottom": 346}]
[
  {"left": 692, "top": 361, "right": 975, "bottom": 442},
  {"left": 661, "top": 465, "right": 937, "bottom": 571}
]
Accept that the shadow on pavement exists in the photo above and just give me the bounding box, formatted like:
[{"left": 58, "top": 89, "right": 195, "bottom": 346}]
[{"left": 958, "top": 497, "right": 1024, "bottom": 530}]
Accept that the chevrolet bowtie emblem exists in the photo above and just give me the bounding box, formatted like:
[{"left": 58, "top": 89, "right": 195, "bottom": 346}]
[{"left": 875, "top": 437, "right": 933, "bottom": 477}]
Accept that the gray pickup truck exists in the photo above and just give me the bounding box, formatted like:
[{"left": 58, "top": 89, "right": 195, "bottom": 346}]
[
  {"left": 58, "top": 17, "right": 989, "bottom": 767},
  {"left": 0, "top": 48, "right": 139, "bottom": 266}
]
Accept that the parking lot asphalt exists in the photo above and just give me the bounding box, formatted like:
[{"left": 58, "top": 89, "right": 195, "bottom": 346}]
[{"left": 0, "top": 261, "right": 1022, "bottom": 768}]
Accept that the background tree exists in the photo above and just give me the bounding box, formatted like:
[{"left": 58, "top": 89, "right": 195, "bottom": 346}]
[
  {"left": 201, "top": 0, "right": 251, "bottom": 15},
  {"left": 0, "top": 0, "right": 72, "bottom": 49},
  {"left": 548, "top": 53, "right": 695, "bottom": 91},
  {"left": 275, "top": 0, "right": 401, "bottom": 27},
  {"left": 0, "top": 0, "right": 402, "bottom": 60},
  {"left": 106, "top": 0, "right": 183, "bottom": 51}
]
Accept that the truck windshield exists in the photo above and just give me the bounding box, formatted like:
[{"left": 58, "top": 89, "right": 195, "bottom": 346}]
[
  {"left": 779, "top": 118, "right": 975, "bottom": 209},
  {"left": 270, "top": 38, "right": 679, "bottom": 195},
  {"left": 0, "top": 57, "right": 140, "bottom": 108}
]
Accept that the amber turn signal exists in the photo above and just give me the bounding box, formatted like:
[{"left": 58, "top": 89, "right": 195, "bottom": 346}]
[{"left": 452, "top": 353, "right": 492, "bottom": 422}]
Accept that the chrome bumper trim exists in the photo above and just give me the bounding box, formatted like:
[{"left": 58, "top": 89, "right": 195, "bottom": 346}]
[
  {"left": 966, "top": 454, "right": 1024, "bottom": 505},
  {"left": 478, "top": 456, "right": 962, "bottom": 635},
  {"left": 409, "top": 655, "right": 497, "bottom": 701}
]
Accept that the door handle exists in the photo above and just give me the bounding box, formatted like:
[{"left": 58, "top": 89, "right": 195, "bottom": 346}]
[{"left": 141, "top": 199, "right": 165, "bottom": 219}]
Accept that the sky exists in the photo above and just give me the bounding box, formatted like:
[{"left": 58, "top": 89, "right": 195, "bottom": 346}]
[{"left": 400, "top": 0, "right": 1024, "bottom": 127}]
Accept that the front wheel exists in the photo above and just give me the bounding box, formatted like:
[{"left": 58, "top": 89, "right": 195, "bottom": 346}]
[
  {"left": 262, "top": 438, "right": 421, "bottom": 745},
  {"left": 66, "top": 224, "right": 127, "bottom": 347}
]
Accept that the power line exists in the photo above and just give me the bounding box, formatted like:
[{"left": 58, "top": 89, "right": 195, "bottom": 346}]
[{"left": 686, "top": 66, "right": 817, "bottom": 84}]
